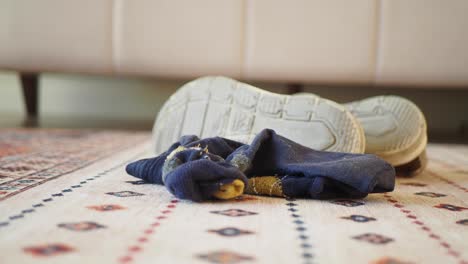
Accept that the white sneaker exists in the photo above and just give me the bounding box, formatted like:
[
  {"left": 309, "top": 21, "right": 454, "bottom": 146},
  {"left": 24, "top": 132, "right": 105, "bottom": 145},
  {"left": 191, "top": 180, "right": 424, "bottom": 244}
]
[
  {"left": 152, "top": 76, "right": 365, "bottom": 154},
  {"left": 345, "top": 95, "right": 427, "bottom": 167}
]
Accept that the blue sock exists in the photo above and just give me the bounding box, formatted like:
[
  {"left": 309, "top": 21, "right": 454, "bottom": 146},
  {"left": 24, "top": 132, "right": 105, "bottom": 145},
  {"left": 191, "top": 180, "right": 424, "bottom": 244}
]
[{"left": 126, "top": 129, "right": 395, "bottom": 201}]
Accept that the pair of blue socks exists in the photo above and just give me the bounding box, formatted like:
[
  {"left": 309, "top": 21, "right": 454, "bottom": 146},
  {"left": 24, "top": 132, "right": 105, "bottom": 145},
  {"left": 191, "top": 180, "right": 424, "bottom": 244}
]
[{"left": 126, "top": 129, "right": 395, "bottom": 202}]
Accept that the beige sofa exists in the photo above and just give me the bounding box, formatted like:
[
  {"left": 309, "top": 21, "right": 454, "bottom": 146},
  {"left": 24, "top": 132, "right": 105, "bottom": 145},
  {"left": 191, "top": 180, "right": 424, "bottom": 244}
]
[{"left": 1, "top": 0, "right": 468, "bottom": 115}]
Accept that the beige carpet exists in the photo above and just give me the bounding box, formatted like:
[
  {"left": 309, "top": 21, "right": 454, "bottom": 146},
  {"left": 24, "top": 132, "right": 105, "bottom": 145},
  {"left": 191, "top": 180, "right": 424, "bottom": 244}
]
[{"left": 0, "top": 129, "right": 467, "bottom": 264}]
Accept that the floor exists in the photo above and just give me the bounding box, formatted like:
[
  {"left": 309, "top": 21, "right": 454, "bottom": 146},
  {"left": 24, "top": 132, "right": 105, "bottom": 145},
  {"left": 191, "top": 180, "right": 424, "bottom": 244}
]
[{"left": 0, "top": 129, "right": 467, "bottom": 264}]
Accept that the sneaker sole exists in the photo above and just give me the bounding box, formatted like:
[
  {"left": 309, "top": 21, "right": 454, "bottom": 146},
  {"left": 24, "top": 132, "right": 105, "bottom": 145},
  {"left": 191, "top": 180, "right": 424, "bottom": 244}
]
[
  {"left": 153, "top": 76, "right": 365, "bottom": 154},
  {"left": 346, "top": 95, "right": 427, "bottom": 166}
]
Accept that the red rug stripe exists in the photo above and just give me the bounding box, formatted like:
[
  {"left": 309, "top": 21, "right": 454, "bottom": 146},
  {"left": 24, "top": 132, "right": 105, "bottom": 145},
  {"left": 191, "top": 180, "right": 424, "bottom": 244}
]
[
  {"left": 118, "top": 199, "right": 179, "bottom": 263},
  {"left": 383, "top": 193, "right": 466, "bottom": 263}
]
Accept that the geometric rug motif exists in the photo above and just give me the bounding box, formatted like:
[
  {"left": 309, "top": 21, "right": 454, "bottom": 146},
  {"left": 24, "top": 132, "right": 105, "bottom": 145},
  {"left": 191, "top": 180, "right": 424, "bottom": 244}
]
[
  {"left": 0, "top": 131, "right": 467, "bottom": 264},
  {"left": 0, "top": 129, "right": 148, "bottom": 200}
]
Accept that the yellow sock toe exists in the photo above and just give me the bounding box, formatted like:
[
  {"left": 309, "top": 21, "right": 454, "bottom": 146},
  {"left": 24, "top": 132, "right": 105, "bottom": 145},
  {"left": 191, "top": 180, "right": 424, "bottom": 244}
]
[{"left": 213, "top": 179, "right": 245, "bottom": 200}]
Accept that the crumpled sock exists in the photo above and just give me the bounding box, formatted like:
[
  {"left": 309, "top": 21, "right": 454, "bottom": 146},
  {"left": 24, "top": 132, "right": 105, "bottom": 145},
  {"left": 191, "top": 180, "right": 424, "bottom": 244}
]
[
  {"left": 228, "top": 129, "right": 395, "bottom": 199},
  {"left": 126, "top": 136, "right": 248, "bottom": 201},
  {"left": 126, "top": 129, "right": 395, "bottom": 202}
]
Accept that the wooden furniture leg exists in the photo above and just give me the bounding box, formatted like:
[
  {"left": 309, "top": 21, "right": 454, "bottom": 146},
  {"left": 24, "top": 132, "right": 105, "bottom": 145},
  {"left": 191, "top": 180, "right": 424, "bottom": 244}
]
[
  {"left": 286, "top": 83, "right": 304, "bottom": 94},
  {"left": 20, "top": 73, "right": 39, "bottom": 119}
]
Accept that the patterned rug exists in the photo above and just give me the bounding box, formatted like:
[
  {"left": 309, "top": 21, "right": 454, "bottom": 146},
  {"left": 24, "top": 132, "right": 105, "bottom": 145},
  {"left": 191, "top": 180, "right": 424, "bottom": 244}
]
[{"left": 0, "top": 129, "right": 467, "bottom": 264}]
